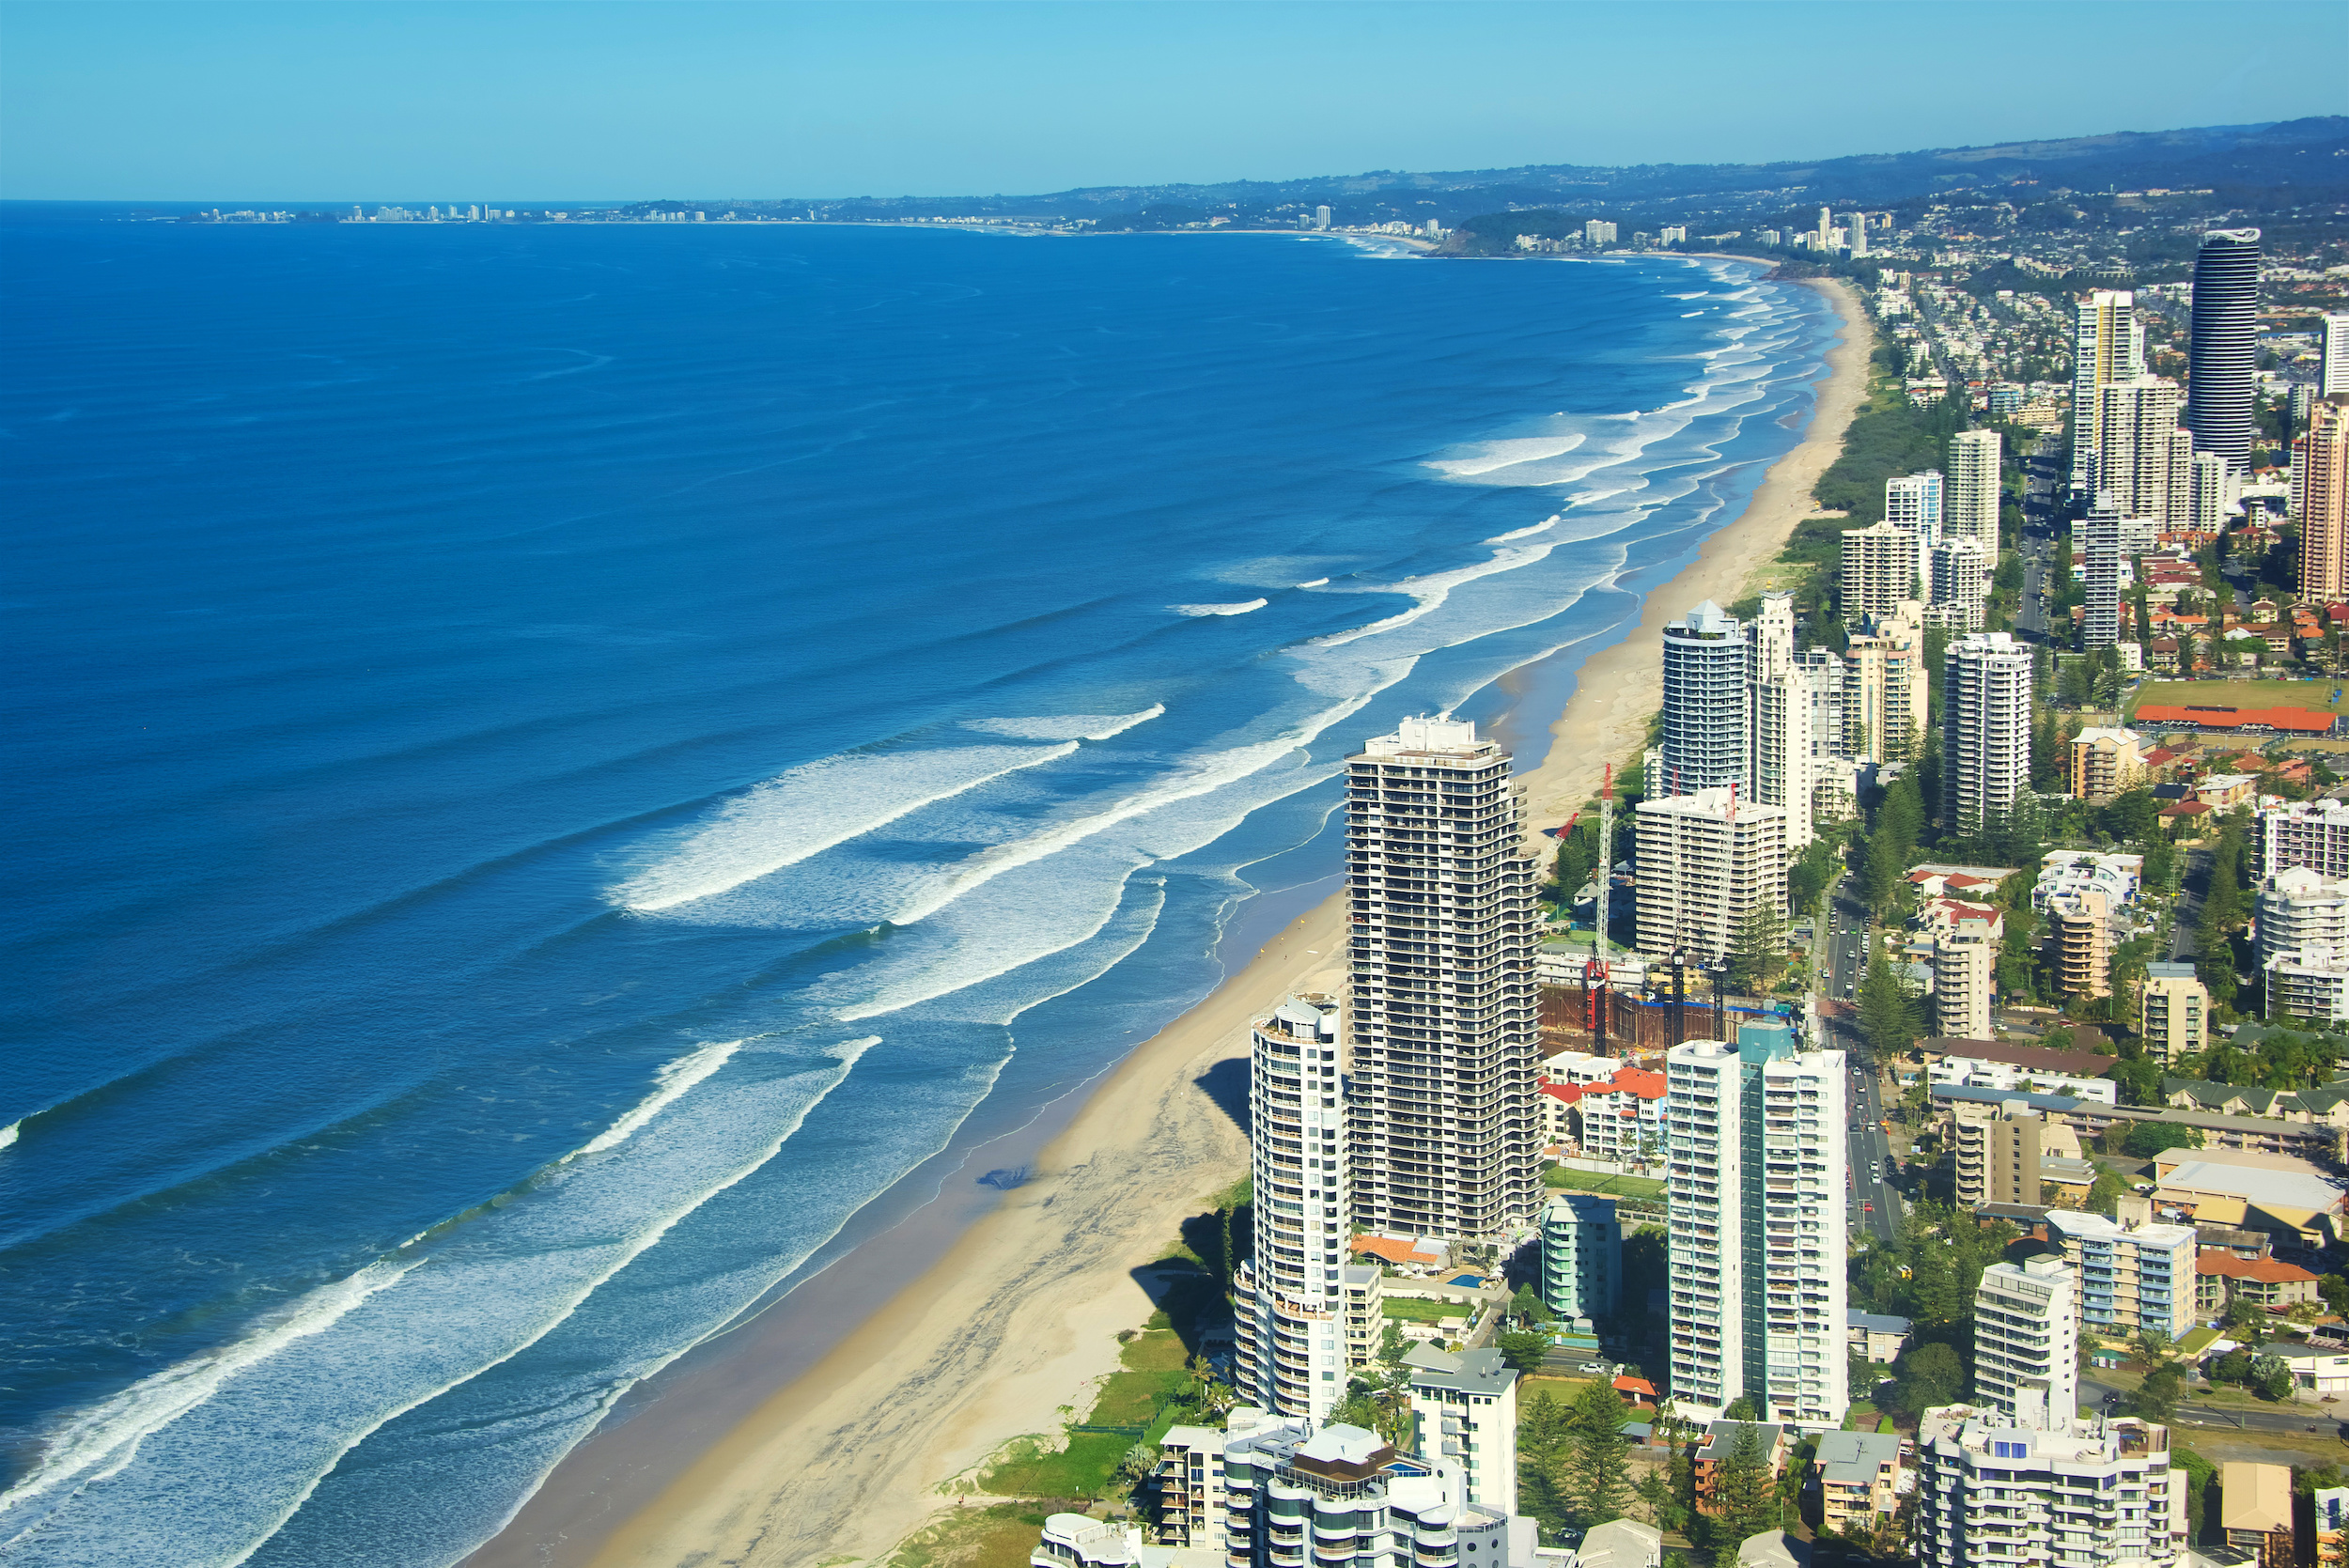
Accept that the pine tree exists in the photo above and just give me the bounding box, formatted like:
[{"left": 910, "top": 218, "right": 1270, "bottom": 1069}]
[
  {"left": 1731, "top": 901, "right": 1789, "bottom": 995},
  {"left": 1712, "top": 1421, "right": 1779, "bottom": 1549},
  {"left": 1563, "top": 1382, "right": 1634, "bottom": 1528}
]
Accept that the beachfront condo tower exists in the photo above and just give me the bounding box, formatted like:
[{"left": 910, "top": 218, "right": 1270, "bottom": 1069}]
[
  {"left": 1839, "top": 521, "right": 1921, "bottom": 626},
  {"left": 1842, "top": 599, "right": 1928, "bottom": 764},
  {"left": 2070, "top": 290, "right": 2144, "bottom": 495},
  {"left": 2186, "top": 229, "right": 2263, "bottom": 474},
  {"left": 1232, "top": 993, "right": 1378, "bottom": 1426},
  {"left": 1664, "top": 1019, "right": 1848, "bottom": 1429},
  {"left": 1747, "top": 593, "right": 1844, "bottom": 847},
  {"left": 1656, "top": 600, "right": 1751, "bottom": 796},
  {"left": 2297, "top": 397, "right": 2349, "bottom": 602},
  {"left": 1344, "top": 717, "right": 1541, "bottom": 1244},
  {"left": 1942, "top": 631, "right": 2033, "bottom": 834},
  {"left": 1946, "top": 428, "right": 2002, "bottom": 549},
  {"left": 1632, "top": 787, "right": 1788, "bottom": 964}
]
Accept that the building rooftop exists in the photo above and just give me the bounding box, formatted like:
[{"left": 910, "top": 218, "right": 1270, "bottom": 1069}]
[
  {"left": 2220, "top": 1461, "right": 2294, "bottom": 1532},
  {"left": 1813, "top": 1429, "right": 1902, "bottom": 1484},
  {"left": 1920, "top": 1038, "right": 2118, "bottom": 1077},
  {"left": 1698, "top": 1420, "right": 1787, "bottom": 1461},
  {"left": 2159, "top": 1160, "right": 2348, "bottom": 1214},
  {"left": 1404, "top": 1344, "right": 1517, "bottom": 1397},
  {"left": 1848, "top": 1309, "right": 1914, "bottom": 1334},
  {"left": 2196, "top": 1253, "right": 2319, "bottom": 1283}
]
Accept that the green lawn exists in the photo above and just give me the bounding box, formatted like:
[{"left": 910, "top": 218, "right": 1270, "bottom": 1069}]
[
  {"left": 976, "top": 1323, "right": 1197, "bottom": 1498},
  {"left": 1383, "top": 1296, "right": 1469, "bottom": 1325},
  {"left": 2178, "top": 1327, "right": 2221, "bottom": 1356},
  {"left": 1542, "top": 1166, "right": 1667, "bottom": 1200},
  {"left": 886, "top": 1503, "right": 1057, "bottom": 1568},
  {"left": 976, "top": 1433, "right": 1134, "bottom": 1498},
  {"left": 2128, "top": 679, "right": 2349, "bottom": 722}
]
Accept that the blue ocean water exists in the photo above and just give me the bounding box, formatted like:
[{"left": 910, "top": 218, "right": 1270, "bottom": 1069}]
[{"left": 0, "top": 211, "right": 1834, "bottom": 1565}]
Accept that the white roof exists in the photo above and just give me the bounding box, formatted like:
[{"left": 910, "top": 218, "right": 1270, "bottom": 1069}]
[
  {"left": 1295, "top": 1422, "right": 1386, "bottom": 1466},
  {"left": 1576, "top": 1518, "right": 1664, "bottom": 1568},
  {"left": 2160, "top": 1160, "right": 2348, "bottom": 1213}
]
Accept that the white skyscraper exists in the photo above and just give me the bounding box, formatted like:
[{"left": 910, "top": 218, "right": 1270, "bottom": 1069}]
[
  {"left": 2324, "top": 313, "right": 2349, "bottom": 396},
  {"left": 1345, "top": 718, "right": 1540, "bottom": 1243},
  {"left": 1942, "top": 631, "right": 2033, "bottom": 832},
  {"left": 1314, "top": 205, "right": 1331, "bottom": 230},
  {"left": 1817, "top": 206, "right": 1833, "bottom": 248},
  {"left": 2071, "top": 290, "right": 2145, "bottom": 494},
  {"left": 1749, "top": 594, "right": 1843, "bottom": 847},
  {"left": 1914, "top": 1407, "right": 2186, "bottom": 1568},
  {"left": 1840, "top": 520, "right": 1921, "bottom": 625},
  {"left": 1946, "top": 428, "right": 2003, "bottom": 548},
  {"left": 1972, "top": 1256, "right": 2080, "bottom": 1432},
  {"left": 2093, "top": 377, "right": 2190, "bottom": 524},
  {"left": 1232, "top": 994, "right": 1355, "bottom": 1424},
  {"left": 1927, "top": 537, "right": 1991, "bottom": 630},
  {"left": 2081, "top": 495, "right": 2123, "bottom": 649},
  {"left": 1665, "top": 1020, "right": 1847, "bottom": 1429},
  {"left": 1848, "top": 211, "right": 1869, "bottom": 257},
  {"left": 2188, "top": 448, "right": 2235, "bottom": 533},
  {"left": 1657, "top": 600, "right": 1751, "bottom": 795},
  {"left": 1633, "top": 788, "right": 1788, "bottom": 961}
]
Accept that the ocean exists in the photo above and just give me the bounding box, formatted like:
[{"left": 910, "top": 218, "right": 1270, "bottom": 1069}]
[{"left": 0, "top": 210, "right": 1835, "bottom": 1566}]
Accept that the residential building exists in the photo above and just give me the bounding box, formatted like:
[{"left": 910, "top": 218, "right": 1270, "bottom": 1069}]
[
  {"left": 2034, "top": 850, "right": 2140, "bottom": 914},
  {"left": 1840, "top": 521, "right": 1921, "bottom": 625},
  {"left": 1632, "top": 788, "right": 1788, "bottom": 963},
  {"left": 2300, "top": 396, "right": 2349, "bottom": 602},
  {"left": 1034, "top": 1513, "right": 1156, "bottom": 1568},
  {"left": 1583, "top": 218, "right": 1616, "bottom": 246},
  {"left": 1931, "top": 1053, "right": 2115, "bottom": 1105},
  {"left": 2323, "top": 314, "right": 2349, "bottom": 397},
  {"left": 1568, "top": 1520, "right": 1663, "bottom": 1568},
  {"left": 2259, "top": 798, "right": 2349, "bottom": 879},
  {"left": 1886, "top": 469, "right": 1944, "bottom": 554},
  {"left": 1345, "top": 718, "right": 1542, "bottom": 1242},
  {"left": 2093, "top": 377, "right": 2191, "bottom": 521},
  {"left": 1210, "top": 1409, "right": 1532, "bottom": 1568},
  {"left": 1539, "top": 1194, "right": 1622, "bottom": 1321},
  {"left": 2046, "top": 1198, "right": 2198, "bottom": 1341},
  {"left": 2068, "top": 727, "right": 2144, "bottom": 801},
  {"left": 1665, "top": 1020, "right": 1848, "bottom": 1428},
  {"left": 2194, "top": 1253, "right": 2322, "bottom": 1317},
  {"left": 1942, "top": 631, "right": 2033, "bottom": 833},
  {"left": 2072, "top": 290, "right": 2146, "bottom": 493},
  {"left": 2185, "top": 231, "right": 2263, "bottom": 474},
  {"left": 2189, "top": 447, "right": 2236, "bottom": 535},
  {"left": 1952, "top": 1097, "right": 2051, "bottom": 1209},
  {"left": 1973, "top": 1255, "right": 2080, "bottom": 1430},
  {"left": 1848, "top": 211, "right": 1869, "bottom": 257},
  {"left": 2266, "top": 943, "right": 2349, "bottom": 1024},
  {"left": 1933, "top": 908, "right": 1999, "bottom": 1039},
  {"left": 1314, "top": 205, "right": 1331, "bottom": 230},
  {"left": 1232, "top": 993, "right": 1356, "bottom": 1424},
  {"left": 2043, "top": 889, "right": 2112, "bottom": 998},
  {"left": 1847, "top": 1309, "right": 1912, "bottom": 1364},
  {"left": 2314, "top": 1485, "right": 2349, "bottom": 1568},
  {"left": 1844, "top": 600, "right": 1928, "bottom": 762},
  {"left": 2255, "top": 867, "right": 2349, "bottom": 970},
  {"left": 2219, "top": 1461, "right": 2295, "bottom": 1568},
  {"left": 1947, "top": 428, "right": 2004, "bottom": 548},
  {"left": 1913, "top": 1407, "right": 2186, "bottom": 1568},
  {"left": 1152, "top": 1423, "right": 1230, "bottom": 1549},
  {"left": 1812, "top": 1431, "right": 1901, "bottom": 1538},
  {"left": 1927, "top": 536, "right": 1991, "bottom": 629},
  {"left": 1750, "top": 646, "right": 1844, "bottom": 848},
  {"left": 1693, "top": 1421, "right": 1793, "bottom": 1514},
  {"left": 2082, "top": 494, "right": 2123, "bottom": 647},
  {"left": 1657, "top": 599, "right": 1751, "bottom": 795},
  {"left": 2250, "top": 1340, "right": 2349, "bottom": 1395},
  {"left": 2139, "top": 963, "right": 2210, "bottom": 1065},
  {"left": 1403, "top": 1343, "right": 1519, "bottom": 1513},
  {"left": 1571, "top": 1065, "right": 1667, "bottom": 1166}
]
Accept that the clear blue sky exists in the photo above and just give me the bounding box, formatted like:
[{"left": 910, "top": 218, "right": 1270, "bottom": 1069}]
[{"left": 3, "top": 1, "right": 2342, "bottom": 202}]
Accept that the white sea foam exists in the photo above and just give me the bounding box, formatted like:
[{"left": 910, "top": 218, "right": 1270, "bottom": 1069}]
[
  {"left": 1, "top": 1036, "right": 880, "bottom": 1565},
  {"left": 568, "top": 1039, "right": 744, "bottom": 1160},
  {"left": 0, "top": 1120, "right": 16, "bottom": 1152},
  {"left": 0, "top": 1258, "right": 422, "bottom": 1522},
  {"left": 1309, "top": 538, "right": 1561, "bottom": 650},
  {"left": 1424, "top": 432, "right": 1586, "bottom": 479},
  {"left": 1295, "top": 577, "right": 1329, "bottom": 588},
  {"left": 613, "top": 744, "right": 1078, "bottom": 912},
  {"left": 1483, "top": 516, "right": 1560, "bottom": 544},
  {"left": 962, "top": 706, "right": 1164, "bottom": 741},
  {"left": 1170, "top": 598, "right": 1268, "bottom": 616}
]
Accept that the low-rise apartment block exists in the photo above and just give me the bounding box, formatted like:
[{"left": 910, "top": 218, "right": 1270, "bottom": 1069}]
[
  {"left": 2139, "top": 962, "right": 2209, "bottom": 1064},
  {"left": 2046, "top": 1198, "right": 2197, "bottom": 1342},
  {"left": 2069, "top": 727, "right": 2145, "bottom": 801},
  {"left": 2220, "top": 1461, "right": 2295, "bottom": 1568},
  {"left": 1812, "top": 1430, "right": 1903, "bottom": 1536},
  {"left": 1539, "top": 1193, "right": 1622, "bottom": 1322}
]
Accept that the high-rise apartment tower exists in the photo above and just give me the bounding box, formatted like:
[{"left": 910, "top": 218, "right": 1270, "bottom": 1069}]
[
  {"left": 1665, "top": 1020, "right": 1848, "bottom": 1429},
  {"left": 1946, "top": 428, "right": 2003, "bottom": 548},
  {"left": 2071, "top": 290, "right": 2144, "bottom": 493},
  {"left": 2185, "top": 230, "right": 2263, "bottom": 474},
  {"left": 2298, "top": 396, "right": 2349, "bottom": 603},
  {"left": 1344, "top": 718, "right": 1540, "bottom": 1243},
  {"left": 1657, "top": 600, "right": 1751, "bottom": 795},
  {"left": 1943, "top": 631, "right": 2033, "bottom": 833}
]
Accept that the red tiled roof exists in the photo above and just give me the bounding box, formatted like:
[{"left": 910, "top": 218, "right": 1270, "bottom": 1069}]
[
  {"left": 1586, "top": 1066, "right": 1667, "bottom": 1100},
  {"left": 1350, "top": 1235, "right": 1443, "bottom": 1265},
  {"left": 2135, "top": 705, "right": 2336, "bottom": 735},
  {"left": 2197, "top": 1254, "right": 2320, "bottom": 1283},
  {"left": 1540, "top": 1082, "right": 1583, "bottom": 1104},
  {"left": 2160, "top": 800, "right": 2215, "bottom": 817},
  {"left": 1614, "top": 1374, "right": 1657, "bottom": 1397}
]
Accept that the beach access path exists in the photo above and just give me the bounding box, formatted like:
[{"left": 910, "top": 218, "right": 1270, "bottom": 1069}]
[{"left": 511, "top": 277, "right": 1872, "bottom": 1568}]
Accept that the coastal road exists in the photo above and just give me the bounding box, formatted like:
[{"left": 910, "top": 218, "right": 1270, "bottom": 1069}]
[
  {"left": 2170, "top": 847, "right": 2213, "bottom": 962},
  {"left": 2078, "top": 1376, "right": 2344, "bottom": 1436},
  {"left": 1819, "top": 875, "right": 1899, "bottom": 1245},
  {"left": 2016, "top": 439, "right": 2061, "bottom": 644}
]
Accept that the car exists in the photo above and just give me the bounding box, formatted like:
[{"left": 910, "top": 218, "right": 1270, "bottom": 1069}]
[
  {"left": 1578, "top": 1361, "right": 1607, "bottom": 1374},
  {"left": 1862, "top": 1202, "right": 1874, "bottom": 1212}
]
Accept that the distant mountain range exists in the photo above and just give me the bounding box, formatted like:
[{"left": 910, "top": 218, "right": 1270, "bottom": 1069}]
[{"left": 695, "top": 117, "right": 2349, "bottom": 230}]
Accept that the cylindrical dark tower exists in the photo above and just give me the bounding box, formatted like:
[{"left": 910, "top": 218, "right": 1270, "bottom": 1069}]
[{"left": 2185, "top": 228, "right": 2262, "bottom": 473}]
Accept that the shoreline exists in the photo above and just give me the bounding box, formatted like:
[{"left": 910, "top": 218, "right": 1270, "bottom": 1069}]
[{"left": 470, "top": 273, "right": 1874, "bottom": 1568}]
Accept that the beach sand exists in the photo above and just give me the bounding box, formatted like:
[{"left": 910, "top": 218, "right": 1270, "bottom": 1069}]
[{"left": 500, "top": 275, "right": 1872, "bottom": 1568}]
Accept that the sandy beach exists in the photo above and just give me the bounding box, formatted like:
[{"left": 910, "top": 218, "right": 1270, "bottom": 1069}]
[{"left": 486, "top": 275, "right": 1872, "bottom": 1568}]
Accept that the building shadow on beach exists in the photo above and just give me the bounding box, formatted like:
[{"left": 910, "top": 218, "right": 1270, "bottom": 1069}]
[{"left": 1192, "top": 1057, "right": 1250, "bottom": 1137}]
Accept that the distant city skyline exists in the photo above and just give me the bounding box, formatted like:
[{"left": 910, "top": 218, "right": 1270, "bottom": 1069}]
[{"left": 2, "top": 0, "right": 2343, "bottom": 202}]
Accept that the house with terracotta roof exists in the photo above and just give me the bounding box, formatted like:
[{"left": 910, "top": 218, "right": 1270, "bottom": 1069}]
[
  {"left": 1349, "top": 1234, "right": 1449, "bottom": 1271},
  {"left": 1612, "top": 1374, "right": 1657, "bottom": 1409},
  {"left": 2196, "top": 1252, "right": 2323, "bottom": 1315}
]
